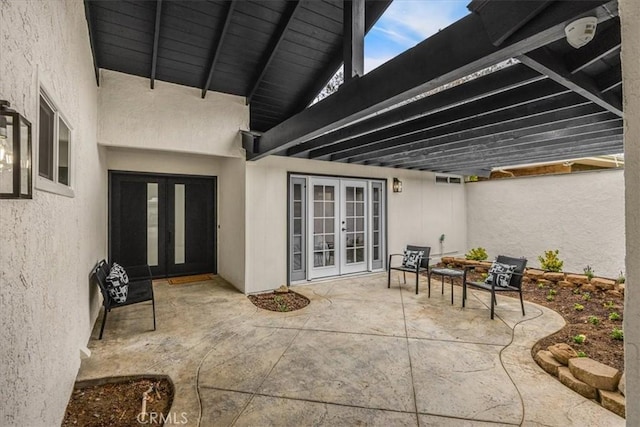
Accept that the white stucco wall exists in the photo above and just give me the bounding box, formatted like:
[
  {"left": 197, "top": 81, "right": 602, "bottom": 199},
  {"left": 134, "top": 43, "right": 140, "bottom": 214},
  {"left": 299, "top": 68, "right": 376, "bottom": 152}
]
[
  {"left": 245, "top": 156, "right": 467, "bottom": 294},
  {"left": 466, "top": 170, "right": 625, "bottom": 277},
  {"left": 98, "top": 70, "right": 248, "bottom": 157},
  {"left": 0, "top": 1, "right": 105, "bottom": 425},
  {"left": 107, "top": 148, "right": 246, "bottom": 292},
  {"left": 620, "top": 0, "right": 640, "bottom": 423}
]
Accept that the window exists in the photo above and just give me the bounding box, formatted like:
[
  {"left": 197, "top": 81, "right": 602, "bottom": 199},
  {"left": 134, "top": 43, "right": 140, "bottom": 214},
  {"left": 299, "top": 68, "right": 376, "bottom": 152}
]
[
  {"left": 436, "top": 175, "right": 462, "bottom": 184},
  {"left": 37, "top": 91, "right": 73, "bottom": 196}
]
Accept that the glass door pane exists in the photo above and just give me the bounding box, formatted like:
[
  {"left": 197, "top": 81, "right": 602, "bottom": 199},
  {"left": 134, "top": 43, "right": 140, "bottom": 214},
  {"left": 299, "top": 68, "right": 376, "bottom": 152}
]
[
  {"left": 174, "top": 183, "right": 185, "bottom": 264},
  {"left": 290, "top": 177, "right": 306, "bottom": 281},
  {"left": 308, "top": 178, "right": 340, "bottom": 279},
  {"left": 341, "top": 180, "right": 367, "bottom": 274},
  {"left": 371, "top": 182, "right": 384, "bottom": 270},
  {"left": 147, "top": 183, "right": 159, "bottom": 266}
]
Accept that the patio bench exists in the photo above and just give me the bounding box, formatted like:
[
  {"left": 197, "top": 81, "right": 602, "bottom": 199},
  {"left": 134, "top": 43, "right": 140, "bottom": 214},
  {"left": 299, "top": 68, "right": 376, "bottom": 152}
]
[{"left": 93, "top": 260, "right": 156, "bottom": 339}]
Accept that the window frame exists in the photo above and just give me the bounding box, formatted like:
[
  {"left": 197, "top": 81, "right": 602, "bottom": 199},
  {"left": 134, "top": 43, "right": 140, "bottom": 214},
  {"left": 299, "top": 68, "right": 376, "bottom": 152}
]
[{"left": 36, "top": 89, "right": 74, "bottom": 197}]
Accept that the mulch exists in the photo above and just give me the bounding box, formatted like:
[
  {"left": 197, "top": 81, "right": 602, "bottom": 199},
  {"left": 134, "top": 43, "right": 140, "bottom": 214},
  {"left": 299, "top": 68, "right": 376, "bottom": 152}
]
[{"left": 248, "top": 290, "right": 310, "bottom": 312}]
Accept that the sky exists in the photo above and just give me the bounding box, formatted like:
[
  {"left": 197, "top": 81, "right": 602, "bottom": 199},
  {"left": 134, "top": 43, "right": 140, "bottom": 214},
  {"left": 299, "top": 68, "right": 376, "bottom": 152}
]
[{"left": 364, "top": 0, "right": 470, "bottom": 73}]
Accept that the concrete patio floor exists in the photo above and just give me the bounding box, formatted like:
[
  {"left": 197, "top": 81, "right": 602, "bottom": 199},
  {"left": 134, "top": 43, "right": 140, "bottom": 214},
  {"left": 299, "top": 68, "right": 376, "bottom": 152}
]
[{"left": 78, "top": 273, "right": 624, "bottom": 426}]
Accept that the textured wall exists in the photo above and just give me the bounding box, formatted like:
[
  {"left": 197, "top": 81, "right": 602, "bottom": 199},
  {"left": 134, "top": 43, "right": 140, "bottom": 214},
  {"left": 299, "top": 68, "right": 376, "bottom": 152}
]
[
  {"left": 98, "top": 70, "right": 248, "bottom": 158},
  {"left": 0, "top": 0, "right": 105, "bottom": 425},
  {"left": 245, "top": 156, "right": 467, "bottom": 294},
  {"left": 466, "top": 170, "right": 625, "bottom": 277},
  {"left": 620, "top": 0, "right": 640, "bottom": 424}
]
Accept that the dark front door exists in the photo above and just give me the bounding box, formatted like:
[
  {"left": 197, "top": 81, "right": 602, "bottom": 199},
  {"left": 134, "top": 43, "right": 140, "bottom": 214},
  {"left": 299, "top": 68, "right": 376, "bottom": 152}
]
[{"left": 110, "top": 172, "right": 216, "bottom": 278}]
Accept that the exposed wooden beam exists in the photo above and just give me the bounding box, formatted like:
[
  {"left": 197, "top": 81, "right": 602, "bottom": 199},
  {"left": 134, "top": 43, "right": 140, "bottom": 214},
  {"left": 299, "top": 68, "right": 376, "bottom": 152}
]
[
  {"left": 344, "top": 0, "right": 365, "bottom": 82},
  {"left": 566, "top": 23, "right": 621, "bottom": 74},
  {"left": 247, "top": 0, "right": 303, "bottom": 105},
  {"left": 251, "top": 0, "right": 615, "bottom": 159},
  {"left": 202, "top": 0, "right": 236, "bottom": 99},
  {"left": 597, "top": 63, "right": 622, "bottom": 92},
  {"left": 286, "top": 64, "right": 543, "bottom": 157},
  {"left": 83, "top": 0, "right": 100, "bottom": 86},
  {"left": 150, "top": 0, "right": 163, "bottom": 89},
  {"left": 518, "top": 47, "right": 623, "bottom": 116}
]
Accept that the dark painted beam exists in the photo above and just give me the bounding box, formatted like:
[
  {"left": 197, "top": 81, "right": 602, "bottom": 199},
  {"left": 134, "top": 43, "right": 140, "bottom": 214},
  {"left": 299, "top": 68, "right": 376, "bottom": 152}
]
[
  {"left": 252, "top": 0, "right": 615, "bottom": 159},
  {"left": 150, "top": 0, "right": 163, "bottom": 90},
  {"left": 83, "top": 0, "right": 100, "bottom": 86},
  {"left": 201, "top": 0, "right": 236, "bottom": 99},
  {"left": 286, "top": 64, "right": 543, "bottom": 157},
  {"left": 344, "top": 0, "right": 365, "bottom": 82},
  {"left": 247, "top": 0, "right": 303, "bottom": 105},
  {"left": 518, "top": 47, "right": 623, "bottom": 116},
  {"left": 597, "top": 64, "right": 622, "bottom": 93},
  {"left": 566, "top": 23, "right": 621, "bottom": 74}
]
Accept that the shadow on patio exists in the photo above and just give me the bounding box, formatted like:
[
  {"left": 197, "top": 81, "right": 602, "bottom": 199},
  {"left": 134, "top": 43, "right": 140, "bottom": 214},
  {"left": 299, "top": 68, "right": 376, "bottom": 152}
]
[{"left": 78, "top": 274, "right": 624, "bottom": 426}]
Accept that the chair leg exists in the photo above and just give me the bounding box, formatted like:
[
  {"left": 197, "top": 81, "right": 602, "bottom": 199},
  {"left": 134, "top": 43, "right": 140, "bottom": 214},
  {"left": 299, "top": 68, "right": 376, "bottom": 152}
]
[
  {"left": 415, "top": 272, "right": 419, "bottom": 294},
  {"left": 152, "top": 298, "right": 157, "bottom": 331},
  {"left": 99, "top": 308, "right": 108, "bottom": 340},
  {"left": 387, "top": 267, "right": 391, "bottom": 288},
  {"left": 519, "top": 291, "right": 526, "bottom": 316},
  {"left": 490, "top": 290, "right": 495, "bottom": 320},
  {"left": 427, "top": 272, "right": 431, "bottom": 298},
  {"left": 441, "top": 276, "right": 444, "bottom": 295},
  {"left": 462, "top": 282, "right": 466, "bottom": 307},
  {"left": 403, "top": 271, "right": 407, "bottom": 284}
]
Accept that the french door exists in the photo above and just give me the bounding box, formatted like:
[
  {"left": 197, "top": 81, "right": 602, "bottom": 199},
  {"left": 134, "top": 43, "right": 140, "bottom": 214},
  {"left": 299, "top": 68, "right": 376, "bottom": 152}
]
[
  {"left": 110, "top": 172, "right": 216, "bottom": 278},
  {"left": 290, "top": 175, "right": 385, "bottom": 281}
]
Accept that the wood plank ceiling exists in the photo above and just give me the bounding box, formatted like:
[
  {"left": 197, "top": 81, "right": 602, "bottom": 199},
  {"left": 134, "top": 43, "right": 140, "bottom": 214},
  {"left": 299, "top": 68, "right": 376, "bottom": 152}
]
[{"left": 85, "top": 0, "right": 622, "bottom": 177}]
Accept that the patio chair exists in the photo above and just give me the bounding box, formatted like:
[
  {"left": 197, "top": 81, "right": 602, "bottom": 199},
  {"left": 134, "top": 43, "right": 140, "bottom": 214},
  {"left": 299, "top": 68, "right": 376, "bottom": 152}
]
[
  {"left": 93, "top": 260, "right": 156, "bottom": 339},
  {"left": 387, "top": 245, "right": 431, "bottom": 294},
  {"left": 463, "top": 255, "right": 527, "bottom": 319}
]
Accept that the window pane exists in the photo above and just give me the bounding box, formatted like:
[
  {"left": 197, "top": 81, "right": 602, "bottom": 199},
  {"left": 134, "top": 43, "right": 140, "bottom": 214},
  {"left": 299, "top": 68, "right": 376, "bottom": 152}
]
[
  {"left": 325, "top": 201, "right": 334, "bottom": 217},
  {"left": 0, "top": 116, "right": 14, "bottom": 193},
  {"left": 294, "top": 201, "right": 301, "bottom": 217},
  {"left": 20, "top": 119, "right": 30, "bottom": 195},
  {"left": 58, "top": 118, "right": 70, "bottom": 185},
  {"left": 324, "top": 219, "right": 334, "bottom": 233},
  {"left": 147, "top": 183, "right": 158, "bottom": 266},
  {"left": 294, "top": 218, "right": 301, "bottom": 235},
  {"left": 293, "top": 183, "right": 301, "bottom": 200},
  {"left": 293, "top": 236, "right": 302, "bottom": 252},
  {"left": 356, "top": 202, "right": 364, "bottom": 216},
  {"left": 38, "top": 97, "right": 54, "bottom": 180},
  {"left": 175, "top": 184, "right": 185, "bottom": 264},
  {"left": 293, "top": 254, "right": 302, "bottom": 270}
]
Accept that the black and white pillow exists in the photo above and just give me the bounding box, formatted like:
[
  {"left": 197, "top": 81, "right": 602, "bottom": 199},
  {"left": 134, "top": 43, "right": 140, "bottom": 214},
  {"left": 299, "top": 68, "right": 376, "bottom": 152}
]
[
  {"left": 485, "top": 261, "right": 516, "bottom": 287},
  {"left": 106, "top": 262, "right": 129, "bottom": 303},
  {"left": 402, "top": 250, "right": 424, "bottom": 269}
]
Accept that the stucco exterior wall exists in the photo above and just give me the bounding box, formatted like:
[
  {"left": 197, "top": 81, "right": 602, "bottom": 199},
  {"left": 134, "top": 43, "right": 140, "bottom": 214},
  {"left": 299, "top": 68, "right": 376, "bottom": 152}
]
[
  {"left": 107, "top": 148, "right": 246, "bottom": 292},
  {"left": 466, "top": 170, "right": 625, "bottom": 277},
  {"left": 0, "top": 1, "right": 105, "bottom": 425},
  {"left": 245, "top": 156, "right": 467, "bottom": 294},
  {"left": 620, "top": 0, "right": 640, "bottom": 423},
  {"left": 98, "top": 70, "right": 248, "bottom": 158}
]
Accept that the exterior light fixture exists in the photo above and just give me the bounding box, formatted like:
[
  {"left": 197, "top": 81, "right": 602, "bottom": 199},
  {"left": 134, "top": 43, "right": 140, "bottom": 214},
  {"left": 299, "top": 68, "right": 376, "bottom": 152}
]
[
  {"left": 392, "top": 177, "right": 402, "bottom": 193},
  {"left": 565, "top": 17, "right": 597, "bottom": 49},
  {"left": 0, "top": 100, "right": 32, "bottom": 199}
]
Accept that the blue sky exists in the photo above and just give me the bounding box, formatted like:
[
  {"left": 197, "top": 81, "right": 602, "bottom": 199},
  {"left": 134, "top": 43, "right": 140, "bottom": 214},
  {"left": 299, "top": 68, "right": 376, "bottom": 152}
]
[{"left": 364, "top": 0, "right": 470, "bottom": 72}]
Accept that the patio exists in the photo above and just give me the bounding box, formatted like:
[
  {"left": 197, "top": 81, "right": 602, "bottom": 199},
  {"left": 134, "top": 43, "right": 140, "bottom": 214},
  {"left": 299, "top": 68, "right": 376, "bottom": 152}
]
[{"left": 78, "top": 274, "right": 624, "bottom": 426}]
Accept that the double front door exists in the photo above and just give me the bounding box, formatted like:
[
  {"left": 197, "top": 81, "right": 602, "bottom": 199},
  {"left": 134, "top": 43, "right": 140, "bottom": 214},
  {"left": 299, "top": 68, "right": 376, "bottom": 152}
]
[{"left": 110, "top": 172, "right": 216, "bottom": 278}]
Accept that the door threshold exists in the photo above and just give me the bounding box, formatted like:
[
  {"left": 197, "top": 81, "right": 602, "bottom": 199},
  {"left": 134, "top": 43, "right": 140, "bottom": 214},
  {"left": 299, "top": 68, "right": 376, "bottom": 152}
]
[{"left": 291, "top": 270, "right": 385, "bottom": 286}]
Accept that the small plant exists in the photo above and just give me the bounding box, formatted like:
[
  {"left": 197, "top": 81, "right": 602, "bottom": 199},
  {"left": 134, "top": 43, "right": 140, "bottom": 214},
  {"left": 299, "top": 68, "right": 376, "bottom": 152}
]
[
  {"left": 274, "top": 295, "right": 289, "bottom": 312},
  {"left": 574, "top": 303, "right": 584, "bottom": 311},
  {"left": 603, "top": 301, "right": 615, "bottom": 309},
  {"left": 572, "top": 288, "right": 581, "bottom": 295},
  {"left": 609, "top": 312, "right": 621, "bottom": 321},
  {"left": 573, "top": 334, "right": 586, "bottom": 344},
  {"left": 582, "top": 292, "right": 591, "bottom": 301},
  {"left": 617, "top": 271, "right": 625, "bottom": 284},
  {"left": 548, "top": 289, "right": 557, "bottom": 296},
  {"left": 481, "top": 272, "right": 489, "bottom": 280},
  {"left": 577, "top": 350, "right": 588, "bottom": 357},
  {"left": 538, "top": 249, "right": 564, "bottom": 272},
  {"left": 537, "top": 282, "right": 546, "bottom": 289},
  {"left": 588, "top": 315, "right": 600, "bottom": 325},
  {"left": 546, "top": 295, "right": 555, "bottom": 302},
  {"left": 583, "top": 265, "right": 594, "bottom": 281},
  {"left": 465, "top": 247, "right": 488, "bottom": 261},
  {"left": 611, "top": 327, "right": 624, "bottom": 341}
]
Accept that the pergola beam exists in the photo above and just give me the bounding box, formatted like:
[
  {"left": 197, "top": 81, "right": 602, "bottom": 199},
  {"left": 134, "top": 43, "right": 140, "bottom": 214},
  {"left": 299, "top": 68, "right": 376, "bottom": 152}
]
[
  {"left": 343, "top": 0, "right": 365, "bottom": 82},
  {"left": 566, "top": 23, "right": 621, "bottom": 74},
  {"left": 83, "top": 0, "right": 100, "bottom": 86},
  {"left": 150, "top": 0, "right": 163, "bottom": 90},
  {"left": 201, "top": 0, "right": 236, "bottom": 99}
]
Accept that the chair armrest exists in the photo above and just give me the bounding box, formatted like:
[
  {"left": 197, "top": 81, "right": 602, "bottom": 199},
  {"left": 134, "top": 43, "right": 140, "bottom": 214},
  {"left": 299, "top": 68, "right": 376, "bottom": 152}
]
[{"left": 124, "top": 264, "right": 152, "bottom": 281}]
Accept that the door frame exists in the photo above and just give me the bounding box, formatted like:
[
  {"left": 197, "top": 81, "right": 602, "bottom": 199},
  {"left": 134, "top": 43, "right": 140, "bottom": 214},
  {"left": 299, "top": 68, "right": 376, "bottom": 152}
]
[{"left": 108, "top": 170, "right": 217, "bottom": 278}]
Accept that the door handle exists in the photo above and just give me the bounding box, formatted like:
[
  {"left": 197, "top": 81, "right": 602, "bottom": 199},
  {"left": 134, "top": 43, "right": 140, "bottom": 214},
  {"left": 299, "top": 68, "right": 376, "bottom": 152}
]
[{"left": 341, "top": 228, "right": 346, "bottom": 232}]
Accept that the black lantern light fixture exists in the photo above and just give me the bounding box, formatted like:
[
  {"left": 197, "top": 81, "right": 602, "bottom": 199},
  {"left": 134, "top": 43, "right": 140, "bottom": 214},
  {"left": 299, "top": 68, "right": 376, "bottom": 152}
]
[
  {"left": 392, "top": 177, "right": 403, "bottom": 193},
  {"left": 0, "top": 100, "right": 32, "bottom": 199}
]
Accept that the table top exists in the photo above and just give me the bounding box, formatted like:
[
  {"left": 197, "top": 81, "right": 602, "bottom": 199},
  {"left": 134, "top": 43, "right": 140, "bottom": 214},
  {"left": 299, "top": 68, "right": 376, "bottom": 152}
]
[{"left": 430, "top": 267, "right": 465, "bottom": 276}]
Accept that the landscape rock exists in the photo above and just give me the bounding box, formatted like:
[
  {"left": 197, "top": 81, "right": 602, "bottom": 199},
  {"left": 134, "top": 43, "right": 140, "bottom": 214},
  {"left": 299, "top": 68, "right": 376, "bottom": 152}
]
[
  {"left": 452, "top": 257, "right": 468, "bottom": 266},
  {"left": 592, "top": 277, "right": 616, "bottom": 291},
  {"left": 618, "top": 283, "right": 625, "bottom": 293},
  {"left": 526, "top": 269, "right": 545, "bottom": 279},
  {"left": 580, "top": 283, "right": 596, "bottom": 293},
  {"left": 274, "top": 285, "right": 289, "bottom": 294},
  {"left": 569, "top": 358, "right": 621, "bottom": 391},
  {"left": 548, "top": 343, "right": 578, "bottom": 365},
  {"left": 535, "top": 350, "right": 563, "bottom": 376},
  {"left": 536, "top": 279, "right": 553, "bottom": 287},
  {"left": 599, "top": 390, "right": 626, "bottom": 418},
  {"left": 619, "top": 373, "right": 625, "bottom": 396},
  {"left": 543, "top": 272, "right": 565, "bottom": 282},
  {"left": 441, "top": 256, "right": 454, "bottom": 265},
  {"left": 566, "top": 274, "right": 589, "bottom": 285},
  {"left": 557, "top": 280, "right": 574, "bottom": 288},
  {"left": 558, "top": 367, "right": 597, "bottom": 399},
  {"left": 606, "top": 289, "right": 622, "bottom": 298}
]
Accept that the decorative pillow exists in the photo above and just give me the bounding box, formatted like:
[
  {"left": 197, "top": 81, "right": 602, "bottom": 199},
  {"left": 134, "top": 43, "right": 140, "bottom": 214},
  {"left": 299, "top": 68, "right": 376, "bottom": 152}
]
[
  {"left": 485, "top": 261, "right": 516, "bottom": 287},
  {"left": 402, "top": 250, "right": 424, "bottom": 269},
  {"left": 106, "top": 262, "right": 129, "bottom": 303}
]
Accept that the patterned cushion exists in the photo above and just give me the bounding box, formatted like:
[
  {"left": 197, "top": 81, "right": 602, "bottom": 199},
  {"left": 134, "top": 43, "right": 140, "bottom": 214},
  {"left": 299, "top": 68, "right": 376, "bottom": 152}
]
[
  {"left": 402, "top": 250, "right": 424, "bottom": 269},
  {"left": 106, "top": 262, "right": 129, "bottom": 303},
  {"left": 485, "top": 261, "right": 516, "bottom": 287}
]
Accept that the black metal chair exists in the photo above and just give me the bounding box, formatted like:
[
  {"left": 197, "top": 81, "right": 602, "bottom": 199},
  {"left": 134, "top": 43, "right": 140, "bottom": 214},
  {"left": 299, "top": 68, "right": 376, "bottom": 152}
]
[
  {"left": 463, "top": 255, "right": 527, "bottom": 319},
  {"left": 387, "top": 245, "right": 431, "bottom": 294},
  {"left": 93, "top": 260, "right": 156, "bottom": 339}
]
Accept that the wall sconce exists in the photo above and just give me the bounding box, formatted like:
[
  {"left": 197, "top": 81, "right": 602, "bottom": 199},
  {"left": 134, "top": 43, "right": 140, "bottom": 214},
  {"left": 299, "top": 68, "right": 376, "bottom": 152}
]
[
  {"left": 0, "top": 100, "right": 32, "bottom": 199},
  {"left": 392, "top": 177, "right": 402, "bottom": 193}
]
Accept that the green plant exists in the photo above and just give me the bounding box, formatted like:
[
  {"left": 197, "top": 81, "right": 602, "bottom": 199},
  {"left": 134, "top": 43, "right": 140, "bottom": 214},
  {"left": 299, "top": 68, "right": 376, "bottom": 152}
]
[
  {"left": 577, "top": 351, "right": 588, "bottom": 357},
  {"left": 574, "top": 303, "right": 584, "bottom": 311},
  {"left": 546, "top": 295, "right": 555, "bottom": 302},
  {"left": 582, "top": 292, "right": 591, "bottom": 301},
  {"left": 274, "top": 295, "right": 289, "bottom": 312},
  {"left": 572, "top": 288, "right": 581, "bottom": 295},
  {"left": 481, "top": 272, "right": 489, "bottom": 280},
  {"left": 538, "top": 249, "right": 564, "bottom": 272},
  {"left": 573, "top": 334, "right": 586, "bottom": 344},
  {"left": 537, "top": 282, "right": 546, "bottom": 289},
  {"left": 548, "top": 289, "right": 557, "bottom": 296},
  {"left": 588, "top": 315, "right": 600, "bottom": 326},
  {"left": 465, "top": 247, "right": 488, "bottom": 261},
  {"left": 583, "top": 265, "right": 594, "bottom": 281},
  {"left": 617, "top": 271, "right": 625, "bottom": 284},
  {"left": 603, "top": 301, "right": 615, "bottom": 309},
  {"left": 609, "top": 312, "right": 621, "bottom": 321},
  {"left": 611, "top": 327, "right": 624, "bottom": 341}
]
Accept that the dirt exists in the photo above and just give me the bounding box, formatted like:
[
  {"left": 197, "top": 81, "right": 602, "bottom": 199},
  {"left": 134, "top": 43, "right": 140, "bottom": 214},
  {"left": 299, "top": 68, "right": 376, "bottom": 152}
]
[
  {"left": 248, "top": 290, "right": 310, "bottom": 312},
  {"left": 62, "top": 377, "right": 173, "bottom": 427}
]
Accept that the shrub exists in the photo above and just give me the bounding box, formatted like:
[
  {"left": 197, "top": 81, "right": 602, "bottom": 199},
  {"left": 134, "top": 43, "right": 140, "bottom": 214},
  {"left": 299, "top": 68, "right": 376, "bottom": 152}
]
[
  {"left": 617, "top": 271, "right": 625, "bottom": 284},
  {"left": 573, "top": 334, "right": 586, "bottom": 344},
  {"left": 603, "top": 301, "right": 615, "bottom": 309},
  {"left": 537, "top": 282, "right": 546, "bottom": 289},
  {"left": 582, "top": 292, "right": 591, "bottom": 301},
  {"left": 548, "top": 289, "right": 557, "bottom": 296},
  {"left": 583, "top": 265, "right": 594, "bottom": 281},
  {"left": 588, "top": 315, "right": 600, "bottom": 326},
  {"left": 572, "top": 288, "right": 581, "bottom": 295},
  {"left": 577, "top": 350, "right": 588, "bottom": 357},
  {"left": 466, "top": 247, "right": 488, "bottom": 261},
  {"left": 611, "top": 327, "right": 624, "bottom": 341},
  {"left": 538, "top": 249, "right": 564, "bottom": 272},
  {"left": 609, "top": 312, "right": 621, "bottom": 321},
  {"left": 546, "top": 295, "right": 555, "bottom": 302},
  {"left": 574, "top": 303, "right": 584, "bottom": 311}
]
